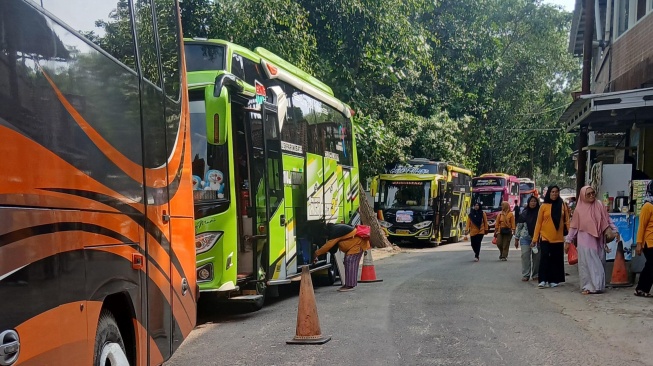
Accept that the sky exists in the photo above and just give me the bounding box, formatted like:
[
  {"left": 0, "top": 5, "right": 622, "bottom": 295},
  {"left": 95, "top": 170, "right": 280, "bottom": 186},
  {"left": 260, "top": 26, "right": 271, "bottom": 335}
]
[{"left": 544, "top": 0, "right": 576, "bottom": 12}]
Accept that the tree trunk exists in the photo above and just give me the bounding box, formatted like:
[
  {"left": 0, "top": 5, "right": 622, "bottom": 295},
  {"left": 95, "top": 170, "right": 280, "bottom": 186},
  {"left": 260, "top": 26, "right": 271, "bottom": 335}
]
[{"left": 358, "top": 183, "right": 392, "bottom": 248}]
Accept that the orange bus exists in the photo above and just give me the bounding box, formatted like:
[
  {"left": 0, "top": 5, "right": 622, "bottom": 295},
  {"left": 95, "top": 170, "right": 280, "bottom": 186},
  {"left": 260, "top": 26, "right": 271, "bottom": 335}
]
[{"left": 0, "top": 1, "right": 196, "bottom": 365}]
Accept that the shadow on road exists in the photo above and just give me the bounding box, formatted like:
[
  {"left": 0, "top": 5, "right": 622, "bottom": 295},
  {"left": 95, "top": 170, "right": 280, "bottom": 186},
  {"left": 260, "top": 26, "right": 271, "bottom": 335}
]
[{"left": 195, "top": 280, "right": 341, "bottom": 326}]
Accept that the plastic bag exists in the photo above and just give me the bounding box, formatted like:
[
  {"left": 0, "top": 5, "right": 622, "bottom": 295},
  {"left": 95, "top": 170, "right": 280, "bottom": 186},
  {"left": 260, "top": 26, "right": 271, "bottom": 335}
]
[
  {"left": 355, "top": 225, "right": 371, "bottom": 239},
  {"left": 567, "top": 243, "right": 578, "bottom": 265},
  {"left": 492, "top": 236, "right": 497, "bottom": 245}
]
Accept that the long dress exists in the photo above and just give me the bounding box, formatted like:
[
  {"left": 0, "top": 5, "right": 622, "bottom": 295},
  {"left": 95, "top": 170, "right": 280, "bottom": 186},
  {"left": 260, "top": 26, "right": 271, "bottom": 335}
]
[{"left": 566, "top": 218, "right": 617, "bottom": 293}]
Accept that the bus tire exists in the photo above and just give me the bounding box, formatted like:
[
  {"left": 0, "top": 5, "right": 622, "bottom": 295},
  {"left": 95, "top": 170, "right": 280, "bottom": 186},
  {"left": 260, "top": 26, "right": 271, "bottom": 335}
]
[
  {"left": 94, "top": 310, "right": 130, "bottom": 366},
  {"left": 326, "top": 259, "right": 339, "bottom": 286}
]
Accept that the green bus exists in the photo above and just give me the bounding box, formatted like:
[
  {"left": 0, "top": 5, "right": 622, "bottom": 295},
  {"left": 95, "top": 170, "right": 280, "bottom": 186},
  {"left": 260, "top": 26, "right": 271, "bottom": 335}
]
[{"left": 184, "top": 38, "right": 360, "bottom": 310}]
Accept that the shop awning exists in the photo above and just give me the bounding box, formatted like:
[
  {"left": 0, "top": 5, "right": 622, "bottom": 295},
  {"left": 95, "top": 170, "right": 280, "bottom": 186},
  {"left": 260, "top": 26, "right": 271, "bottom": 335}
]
[{"left": 561, "top": 87, "right": 653, "bottom": 133}]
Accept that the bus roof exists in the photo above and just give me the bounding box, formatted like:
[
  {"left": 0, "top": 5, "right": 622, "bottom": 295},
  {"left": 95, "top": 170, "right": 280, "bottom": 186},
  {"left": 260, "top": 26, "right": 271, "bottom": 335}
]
[
  {"left": 478, "top": 173, "right": 518, "bottom": 180},
  {"left": 184, "top": 38, "right": 352, "bottom": 119},
  {"left": 254, "top": 47, "right": 334, "bottom": 96}
]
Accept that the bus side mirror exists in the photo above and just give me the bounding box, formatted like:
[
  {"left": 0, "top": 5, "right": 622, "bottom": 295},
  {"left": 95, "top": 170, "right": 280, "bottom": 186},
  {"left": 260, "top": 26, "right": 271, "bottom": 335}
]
[
  {"left": 205, "top": 85, "right": 229, "bottom": 145},
  {"left": 213, "top": 71, "right": 243, "bottom": 98}
]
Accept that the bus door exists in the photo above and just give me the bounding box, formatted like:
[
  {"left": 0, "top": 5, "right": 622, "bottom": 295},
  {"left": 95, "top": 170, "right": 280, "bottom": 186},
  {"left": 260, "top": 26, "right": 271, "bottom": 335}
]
[
  {"left": 246, "top": 102, "right": 286, "bottom": 284},
  {"left": 433, "top": 179, "right": 446, "bottom": 242},
  {"left": 442, "top": 182, "right": 455, "bottom": 238}
]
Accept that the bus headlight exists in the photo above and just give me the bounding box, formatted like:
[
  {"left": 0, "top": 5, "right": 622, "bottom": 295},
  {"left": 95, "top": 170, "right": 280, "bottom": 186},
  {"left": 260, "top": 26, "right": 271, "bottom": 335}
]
[
  {"left": 378, "top": 220, "right": 393, "bottom": 228},
  {"left": 197, "top": 263, "right": 213, "bottom": 282},
  {"left": 195, "top": 231, "right": 223, "bottom": 254},
  {"left": 413, "top": 221, "right": 432, "bottom": 230}
]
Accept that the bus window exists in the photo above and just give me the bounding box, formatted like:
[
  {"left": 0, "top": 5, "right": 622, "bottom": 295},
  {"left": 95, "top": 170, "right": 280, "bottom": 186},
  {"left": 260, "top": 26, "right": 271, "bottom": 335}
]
[
  {"left": 232, "top": 53, "right": 265, "bottom": 86},
  {"left": 472, "top": 191, "right": 503, "bottom": 211},
  {"left": 190, "top": 95, "right": 229, "bottom": 200},
  {"left": 43, "top": 0, "right": 137, "bottom": 71},
  {"left": 134, "top": 0, "right": 162, "bottom": 85},
  {"left": 511, "top": 182, "right": 519, "bottom": 195},
  {"left": 380, "top": 181, "right": 431, "bottom": 210},
  {"left": 155, "top": 0, "right": 181, "bottom": 100},
  {"left": 186, "top": 43, "right": 225, "bottom": 72},
  {"left": 451, "top": 192, "right": 461, "bottom": 210}
]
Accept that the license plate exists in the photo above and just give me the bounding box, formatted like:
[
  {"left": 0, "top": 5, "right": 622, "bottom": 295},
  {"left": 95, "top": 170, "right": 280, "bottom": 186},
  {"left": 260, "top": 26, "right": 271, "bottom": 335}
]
[
  {"left": 396, "top": 229, "right": 410, "bottom": 235},
  {"left": 396, "top": 211, "right": 413, "bottom": 223}
]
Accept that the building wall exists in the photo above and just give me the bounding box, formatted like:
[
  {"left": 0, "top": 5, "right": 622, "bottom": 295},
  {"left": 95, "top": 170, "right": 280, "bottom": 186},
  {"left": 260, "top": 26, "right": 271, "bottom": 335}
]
[{"left": 610, "top": 13, "right": 653, "bottom": 91}]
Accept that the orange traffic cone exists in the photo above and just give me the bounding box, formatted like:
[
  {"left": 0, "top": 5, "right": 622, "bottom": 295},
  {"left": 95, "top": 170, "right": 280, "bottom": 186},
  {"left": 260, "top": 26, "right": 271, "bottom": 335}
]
[
  {"left": 609, "top": 241, "right": 631, "bottom": 287},
  {"left": 359, "top": 250, "right": 383, "bottom": 283},
  {"left": 287, "top": 266, "right": 331, "bottom": 345}
]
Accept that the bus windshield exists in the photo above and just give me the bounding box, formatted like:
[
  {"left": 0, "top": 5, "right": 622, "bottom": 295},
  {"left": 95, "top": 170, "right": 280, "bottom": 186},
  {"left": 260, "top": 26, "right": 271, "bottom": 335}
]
[
  {"left": 519, "top": 182, "right": 535, "bottom": 191},
  {"left": 185, "top": 43, "right": 225, "bottom": 72},
  {"left": 379, "top": 181, "right": 431, "bottom": 210},
  {"left": 472, "top": 191, "right": 503, "bottom": 211},
  {"left": 190, "top": 95, "right": 230, "bottom": 202}
]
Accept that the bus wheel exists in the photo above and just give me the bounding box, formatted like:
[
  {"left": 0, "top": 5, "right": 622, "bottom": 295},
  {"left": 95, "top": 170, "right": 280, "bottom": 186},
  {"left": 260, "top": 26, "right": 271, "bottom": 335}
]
[
  {"left": 323, "top": 258, "right": 339, "bottom": 286},
  {"left": 247, "top": 266, "right": 267, "bottom": 312},
  {"left": 94, "top": 310, "right": 130, "bottom": 366}
]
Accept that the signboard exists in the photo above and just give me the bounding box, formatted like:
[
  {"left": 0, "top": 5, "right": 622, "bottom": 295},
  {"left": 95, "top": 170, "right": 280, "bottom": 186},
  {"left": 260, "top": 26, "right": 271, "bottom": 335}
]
[
  {"left": 255, "top": 80, "right": 266, "bottom": 105},
  {"left": 390, "top": 181, "right": 423, "bottom": 186},
  {"left": 386, "top": 164, "right": 432, "bottom": 175},
  {"left": 606, "top": 213, "right": 633, "bottom": 261},
  {"left": 632, "top": 180, "right": 651, "bottom": 215},
  {"left": 472, "top": 178, "right": 503, "bottom": 187}
]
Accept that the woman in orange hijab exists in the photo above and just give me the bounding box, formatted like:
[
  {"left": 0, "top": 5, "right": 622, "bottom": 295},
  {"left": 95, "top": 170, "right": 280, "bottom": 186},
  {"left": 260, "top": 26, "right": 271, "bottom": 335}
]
[
  {"left": 565, "top": 186, "right": 618, "bottom": 294},
  {"left": 494, "top": 201, "right": 515, "bottom": 261}
]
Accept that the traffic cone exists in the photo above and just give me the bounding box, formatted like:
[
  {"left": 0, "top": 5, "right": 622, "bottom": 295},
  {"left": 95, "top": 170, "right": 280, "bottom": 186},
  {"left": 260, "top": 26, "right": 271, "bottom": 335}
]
[
  {"left": 609, "top": 241, "right": 631, "bottom": 287},
  {"left": 359, "top": 250, "right": 383, "bottom": 283},
  {"left": 286, "top": 266, "right": 331, "bottom": 345}
]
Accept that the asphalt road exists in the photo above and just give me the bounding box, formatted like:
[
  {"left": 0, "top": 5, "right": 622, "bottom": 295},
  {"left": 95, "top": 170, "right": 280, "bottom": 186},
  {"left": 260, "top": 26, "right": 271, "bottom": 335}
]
[{"left": 165, "top": 236, "right": 644, "bottom": 366}]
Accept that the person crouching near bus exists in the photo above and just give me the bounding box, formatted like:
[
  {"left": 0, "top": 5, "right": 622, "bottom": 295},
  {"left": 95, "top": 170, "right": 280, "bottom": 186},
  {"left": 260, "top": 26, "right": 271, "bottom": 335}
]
[
  {"left": 515, "top": 196, "right": 541, "bottom": 281},
  {"left": 467, "top": 202, "right": 489, "bottom": 262},
  {"left": 314, "top": 224, "right": 371, "bottom": 292},
  {"left": 532, "top": 185, "right": 570, "bottom": 289},
  {"left": 494, "top": 201, "right": 516, "bottom": 261}
]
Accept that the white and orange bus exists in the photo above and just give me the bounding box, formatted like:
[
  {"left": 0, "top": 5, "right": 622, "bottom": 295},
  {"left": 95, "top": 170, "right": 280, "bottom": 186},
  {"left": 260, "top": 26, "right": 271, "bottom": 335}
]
[{"left": 0, "top": 1, "right": 196, "bottom": 365}]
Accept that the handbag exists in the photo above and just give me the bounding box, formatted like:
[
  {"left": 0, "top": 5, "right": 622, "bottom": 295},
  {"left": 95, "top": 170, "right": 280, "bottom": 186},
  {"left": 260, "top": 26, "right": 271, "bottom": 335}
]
[
  {"left": 567, "top": 243, "right": 578, "bottom": 265},
  {"left": 492, "top": 236, "right": 498, "bottom": 245},
  {"left": 631, "top": 247, "right": 646, "bottom": 273},
  {"left": 603, "top": 227, "right": 617, "bottom": 242}
]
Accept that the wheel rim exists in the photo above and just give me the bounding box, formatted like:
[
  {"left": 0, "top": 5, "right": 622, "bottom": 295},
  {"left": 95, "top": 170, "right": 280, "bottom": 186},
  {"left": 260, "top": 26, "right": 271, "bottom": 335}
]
[{"left": 99, "top": 342, "right": 129, "bottom": 366}]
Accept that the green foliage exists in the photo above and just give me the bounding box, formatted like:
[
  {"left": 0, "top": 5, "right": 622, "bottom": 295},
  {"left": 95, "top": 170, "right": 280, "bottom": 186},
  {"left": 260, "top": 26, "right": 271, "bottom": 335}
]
[{"left": 175, "top": 0, "right": 580, "bottom": 181}]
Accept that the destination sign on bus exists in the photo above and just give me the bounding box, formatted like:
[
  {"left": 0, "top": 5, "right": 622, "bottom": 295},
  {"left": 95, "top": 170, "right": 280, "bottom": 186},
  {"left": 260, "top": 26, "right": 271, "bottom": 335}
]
[
  {"left": 385, "top": 164, "right": 437, "bottom": 175},
  {"left": 472, "top": 178, "right": 503, "bottom": 187}
]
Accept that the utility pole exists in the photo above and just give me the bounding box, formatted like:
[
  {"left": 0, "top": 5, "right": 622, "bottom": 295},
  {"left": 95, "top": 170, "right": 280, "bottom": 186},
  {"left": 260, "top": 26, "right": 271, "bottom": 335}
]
[{"left": 577, "top": 0, "right": 594, "bottom": 193}]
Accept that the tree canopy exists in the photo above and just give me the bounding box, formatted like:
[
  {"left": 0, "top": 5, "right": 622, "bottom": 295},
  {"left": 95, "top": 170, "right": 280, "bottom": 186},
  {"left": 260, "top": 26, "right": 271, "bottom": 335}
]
[{"left": 178, "top": 0, "right": 579, "bottom": 181}]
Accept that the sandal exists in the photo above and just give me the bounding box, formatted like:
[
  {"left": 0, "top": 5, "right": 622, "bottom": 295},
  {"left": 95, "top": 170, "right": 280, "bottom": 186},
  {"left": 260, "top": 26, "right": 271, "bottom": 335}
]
[
  {"left": 634, "top": 290, "right": 653, "bottom": 298},
  {"left": 581, "top": 290, "right": 591, "bottom": 295},
  {"left": 521, "top": 277, "right": 529, "bottom": 282}
]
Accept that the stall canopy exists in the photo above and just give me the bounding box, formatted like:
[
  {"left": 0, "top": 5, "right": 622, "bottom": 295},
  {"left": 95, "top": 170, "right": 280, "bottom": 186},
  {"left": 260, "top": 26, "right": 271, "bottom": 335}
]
[{"left": 561, "top": 88, "right": 653, "bottom": 133}]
